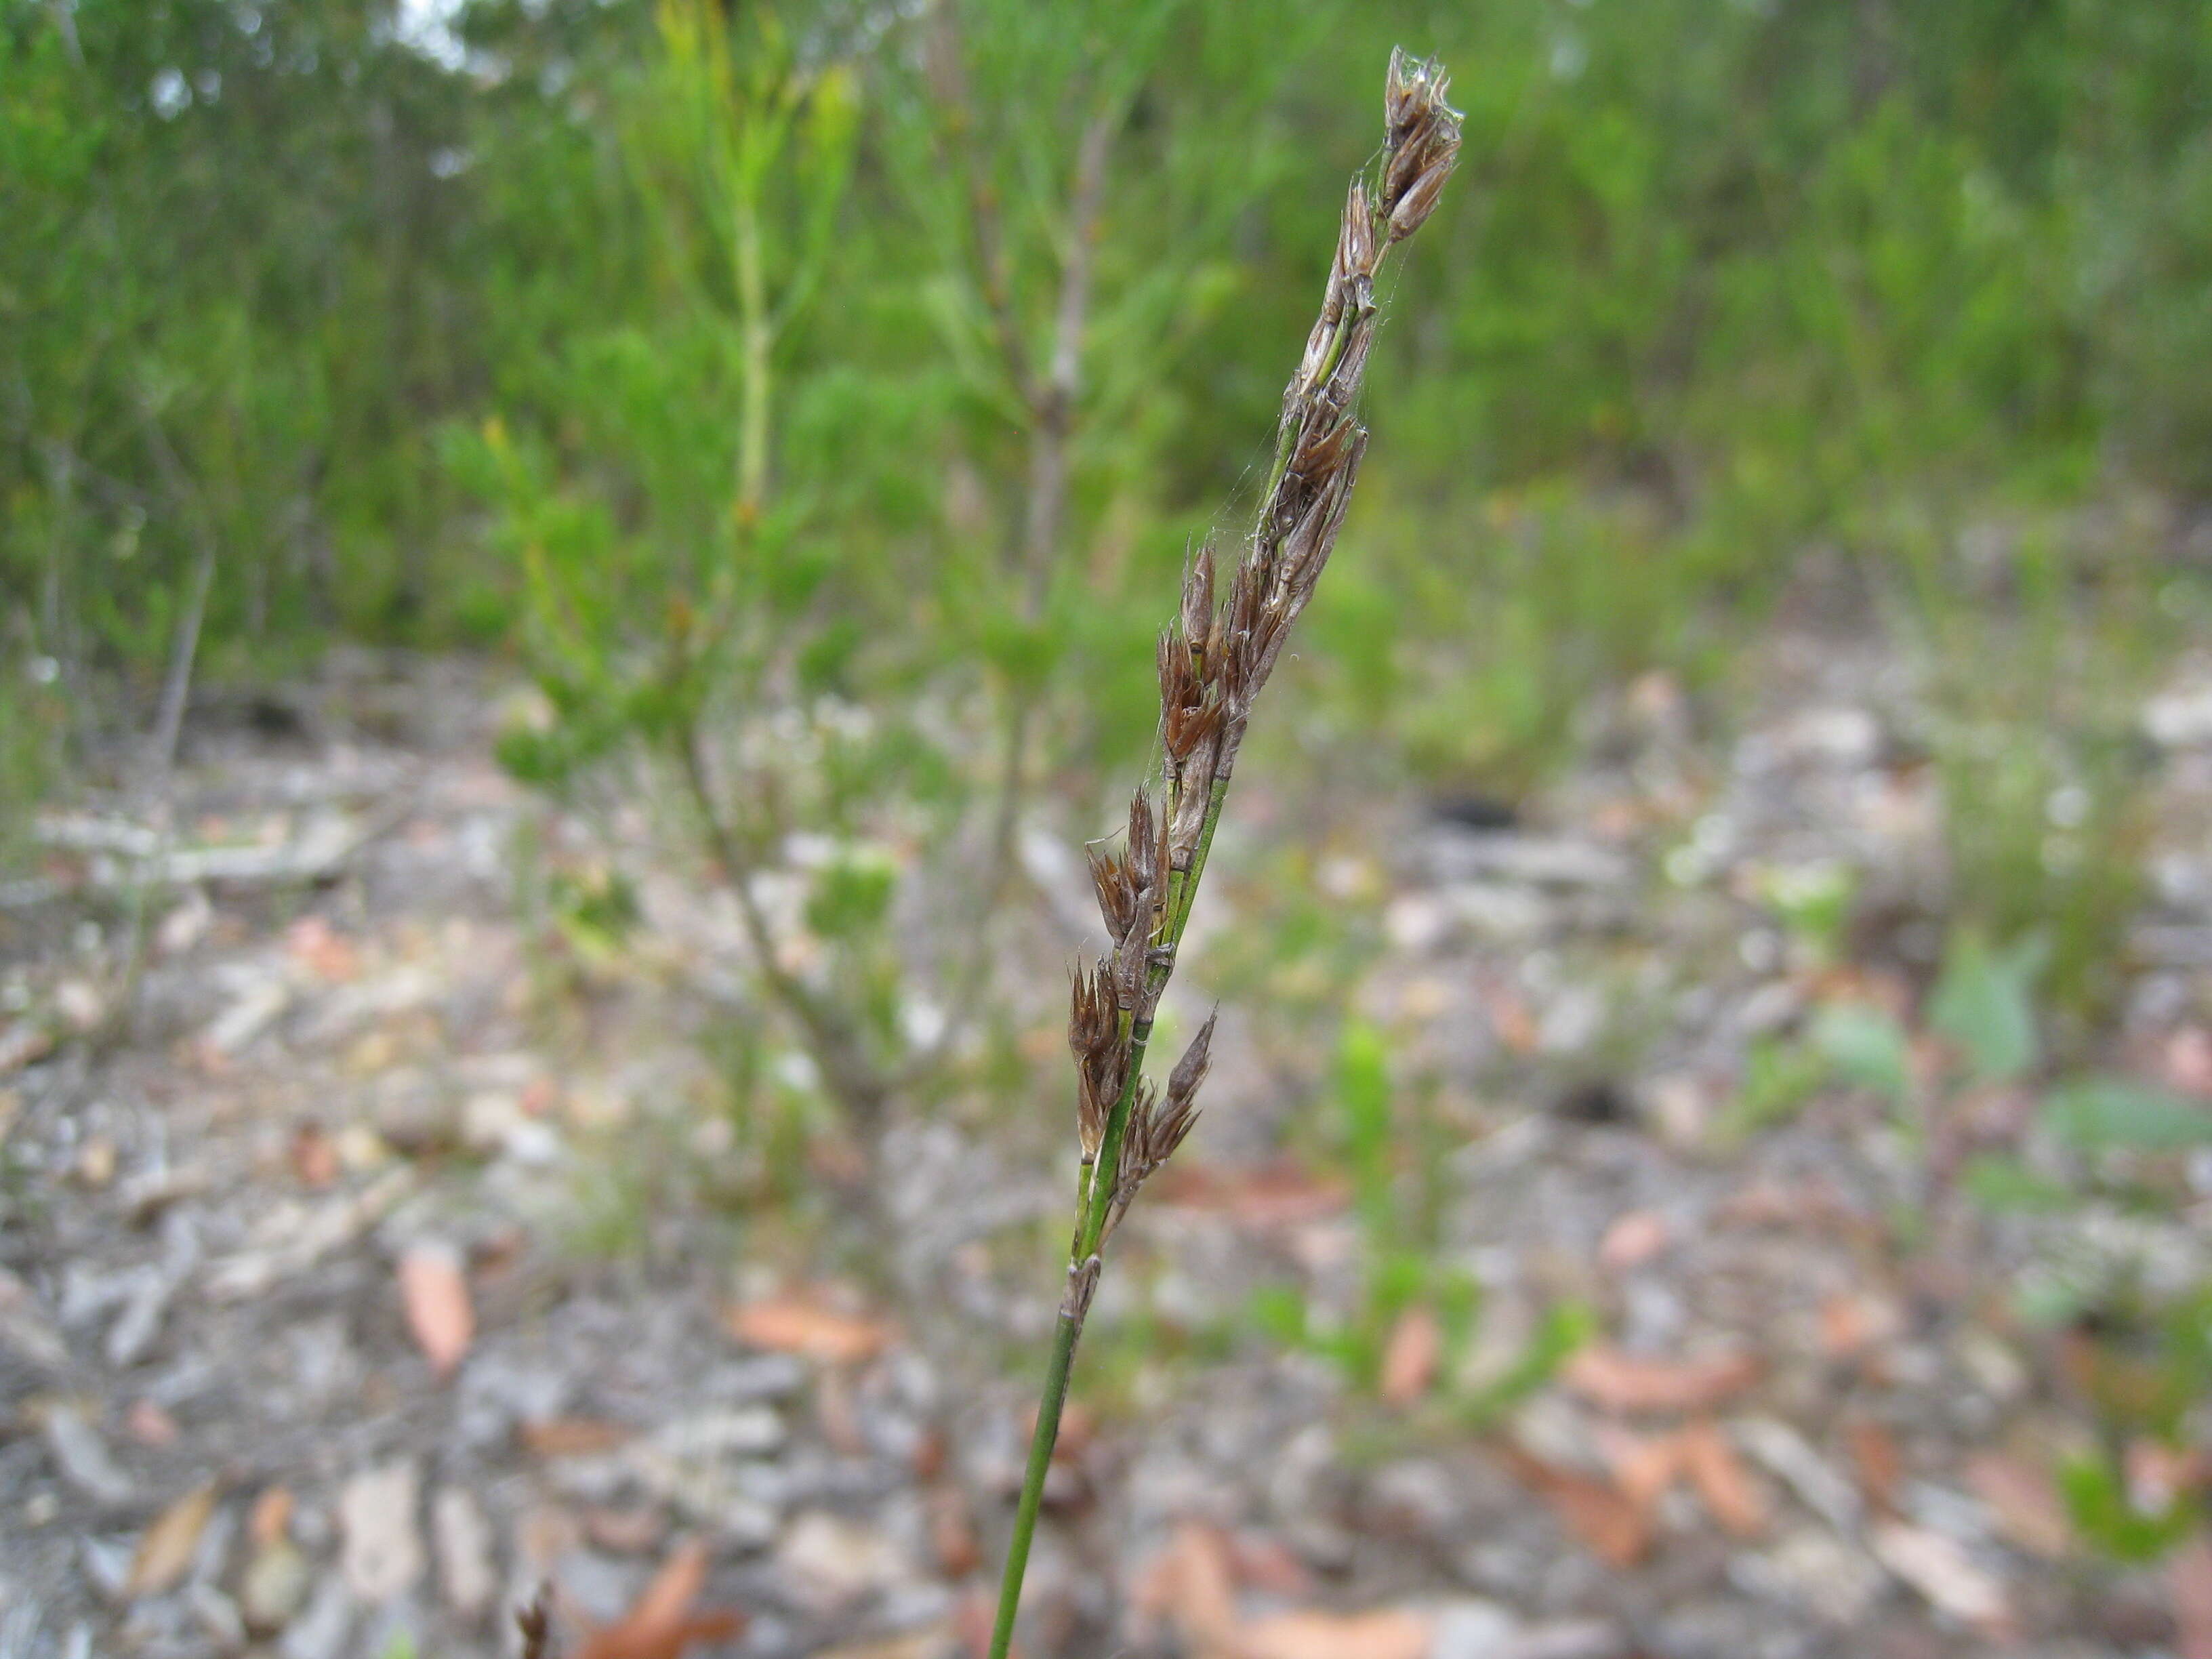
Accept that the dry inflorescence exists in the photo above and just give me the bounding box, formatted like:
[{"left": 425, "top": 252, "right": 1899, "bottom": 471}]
[
  {"left": 1062, "top": 45, "right": 1462, "bottom": 1279},
  {"left": 991, "top": 45, "right": 1462, "bottom": 1659}
]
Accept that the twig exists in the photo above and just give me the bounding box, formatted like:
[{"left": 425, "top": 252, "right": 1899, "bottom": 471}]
[
  {"left": 916, "top": 15, "right": 1128, "bottom": 1074},
  {"left": 678, "top": 725, "right": 891, "bottom": 1129},
  {"left": 985, "top": 49, "right": 1462, "bottom": 1658}
]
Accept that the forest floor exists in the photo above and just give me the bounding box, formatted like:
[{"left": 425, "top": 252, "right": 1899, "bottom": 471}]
[{"left": 4, "top": 628, "right": 2212, "bottom": 1659}]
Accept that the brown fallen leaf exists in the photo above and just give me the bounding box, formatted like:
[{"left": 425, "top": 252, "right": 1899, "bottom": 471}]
[
  {"left": 2160, "top": 1026, "right": 2212, "bottom": 1099},
  {"left": 248, "top": 1486, "right": 294, "bottom": 1550},
  {"left": 927, "top": 1483, "right": 981, "bottom": 1578},
  {"left": 586, "top": 1504, "right": 669, "bottom": 1557},
  {"left": 1818, "top": 1290, "right": 1903, "bottom": 1359},
  {"left": 1378, "top": 1305, "right": 1442, "bottom": 1407},
  {"left": 521, "top": 1417, "right": 636, "bottom": 1458},
  {"left": 128, "top": 1481, "right": 220, "bottom": 1598},
  {"left": 951, "top": 1587, "right": 1004, "bottom": 1659},
  {"left": 289, "top": 1123, "right": 339, "bottom": 1188},
  {"left": 1227, "top": 1532, "right": 1315, "bottom": 1599},
  {"left": 1680, "top": 1420, "right": 1767, "bottom": 1538},
  {"left": 1236, "top": 1607, "right": 1433, "bottom": 1659},
  {"left": 1148, "top": 1158, "right": 1351, "bottom": 1227},
  {"left": 2168, "top": 1532, "right": 2212, "bottom": 1659},
  {"left": 125, "top": 1399, "right": 180, "bottom": 1448},
  {"left": 399, "top": 1243, "right": 474, "bottom": 1378},
  {"left": 1963, "top": 1452, "right": 2069, "bottom": 1559},
  {"left": 571, "top": 1538, "right": 745, "bottom": 1659},
  {"left": 1591, "top": 1422, "right": 1685, "bottom": 1513},
  {"left": 1845, "top": 1418, "right": 1904, "bottom": 1516},
  {"left": 1502, "top": 1448, "right": 1654, "bottom": 1568},
  {"left": 286, "top": 915, "right": 361, "bottom": 982},
  {"left": 1598, "top": 1210, "right": 1671, "bottom": 1271},
  {"left": 1563, "top": 1343, "right": 1762, "bottom": 1415},
  {"left": 726, "top": 1293, "right": 890, "bottom": 1364},
  {"left": 1132, "top": 1521, "right": 1240, "bottom": 1654}
]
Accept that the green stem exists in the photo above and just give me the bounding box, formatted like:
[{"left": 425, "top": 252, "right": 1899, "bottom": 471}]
[
  {"left": 988, "top": 784, "right": 1231, "bottom": 1657},
  {"left": 988, "top": 1305, "right": 1080, "bottom": 1659}
]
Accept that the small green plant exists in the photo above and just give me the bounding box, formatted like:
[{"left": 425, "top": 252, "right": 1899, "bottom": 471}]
[
  {"left": 987, "top": 54, "right": 1462, "bottom": 1656},
  {"left": 1252, "top": 1021, "right": 1481, "bottom": 1391}
]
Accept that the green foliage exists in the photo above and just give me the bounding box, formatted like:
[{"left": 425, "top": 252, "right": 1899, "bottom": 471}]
[
  {"left": 2059, "top": 1456, "right": 2200, "bottom": 1565},
  {"left": 1809, "top": 1003, "right": 1912, "bottom": 1104},
  {"left": 2043, "top": 1080, "right": 2212, "bottom": 1154},
  {"left": 1721, "top": 1035, "right": 1830, "bottom": 1138},
  {"left": 1254, "top": 1022, "right": 1488, "bottom": 1398},
  {"left": 1927, "top": 930, "right": 2045, "bottom": 1083}
]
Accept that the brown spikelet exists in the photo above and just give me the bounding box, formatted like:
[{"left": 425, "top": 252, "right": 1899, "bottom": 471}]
[
  {"left": 1181, "top": 541, "right": 1216, "bottom": 661},
  {"left": 1166, "top": 1008, "right": 1216, "bottom": 1115},
  {"left": 1088, "top": 842, "right": 1139, "bottom": 943},
  {"left": 516, "top": 1589, "right": 556, "bottom": 1659}
]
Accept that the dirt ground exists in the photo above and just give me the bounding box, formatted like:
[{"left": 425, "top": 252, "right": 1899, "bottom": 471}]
[{"left": 4, "top": 637, "right": 2212, "bottom": 1659}]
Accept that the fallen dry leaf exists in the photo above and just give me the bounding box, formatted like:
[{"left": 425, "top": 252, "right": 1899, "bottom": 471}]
[
  {"left": 1563, "top": 1343, "right": 1762, "bottom": 1415},
  {"left": 1236, "top": 1607, "right": 1433, "bottom": 1659},
  {"left": 1149, "top": 1158, "right": 1351, "bottom": 1227},
  {"left": 927, "top": 1483, "right": 981, "bottom": 1578},
  {"left": 1227, "top": 1532, "right": 1315, "bottom": 1599},
  {"left": 726, "top": 1293, "right": 891, "bottom": 1364},
  {"left": 2161, "top": 1027, "right": 2212, "bottom": 1099},
  {"left": 1680, "top": 1420, "right": 1767, "bottom": 1538},
  {"left": 286, "top": 915, "right": 360, "bottom": 981},
  {"left": 1378, "top": 1305, "right": 1442, "bottom": 1406},
  {"left": 571, "top": 1538, "right": 745, "bottom": 1659},
  {"left": 248, "top": 1486, "right": 294, "bottom": 1549},
  {"left": 526, "top": 1415, "right": 641, "bottom": 1451},
  {"left": 1963, "top": 1453, "right": 2068, "bottom": 1559},
  {"left": 1818, "top": 1290, "right": 1903, "bottom": 1359},
  {"left": 1845, "top": 1419, "right": 1904, "bottom": 1515},
  {"left": 1591, "top": 1423, "right": 1683, "bottom": 1513},
  {"left": 2168, "top": 1532, "right": 2212, "bottom": 1659},
  {"left": 1870, "top": 1521, "right": 2009, "bottom": 1629},
  {"left": 125, "top": 1399, "right": 180, "bottom": 1448},
  {"left": 520, "top": 1417, "right": 636, "bottom": 1458},
  {"left": 951, "top": 1587, "right": 1003, "bottom": 1659},
  {"left": 399, "top": 1243, "right": 474, "bottom": 1378},
  {"left": 128, "top": 1481, "right": 220, "bottom": 1598},
  {"left": 1502, "top": 1448, "right": 1654, "bottom": 1568},
  {"left": 584, "top": 1504, "right": 669, "bottom": 1557},
  {"left": 289, "top": 1123, "right": 339, "bottom": 1188},
  {"left": 1133, "top": 1521, "right": 1240, "bottom": 1654},
  {"left": 1598, "top": 1210, "right": 1671, "bottom": 1271}
]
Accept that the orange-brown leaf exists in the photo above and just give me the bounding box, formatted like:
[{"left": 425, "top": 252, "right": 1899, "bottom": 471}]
[
  {"left": 1562, "top": 1344, "right": 1761, "bottom": 1415},
  {"left": 1597, "top": 1210, "right": 1671, "bottom": 1272},
  {"left": 1149, "top": 1521, "right": 1240, "bottom": 1654},
  {"left": 399, "top": 1244, "right": 474, "bottom": 1378},
  {"left": 2167, "top": 1532, "right": 2212, "bottom": 1659},
  {"left": 726, "top": 1294, "right": 890, "bottom": 1364},
  {"left": 129, "top": 1482, "right": 220, "bottom": 1598},
  {"left": 1680, "top": 1420, "right": 1767, "bottom": 1538},
  {"left": 1963, "top": 1453, "right": 2069, "bottom": 1559},
  {"left": 572, "top": 1539, "right": 745, "bottom": 1659},
  {"left": 1502, "top": 1448, "right": 1654, "bottom": 1568},
  {"left": 1236, "top": 1607, "right": 1432, "bottom": 1659},
  {"left": 1845, "top": 1418, "right": 1903, "bottom": 1515},
  {"left": 520, "top": 1417, "right": 635, "bottom": 1458},
  {"left": 1378, "top": 1306, "right": 1441, "bottom": 1407},
  {"left": 1591, "top": 1424, "right": 1684, "bottom": 1513},
  {"left": 1148, "top": 1158, "right": 1351, "bottom": 1227}
]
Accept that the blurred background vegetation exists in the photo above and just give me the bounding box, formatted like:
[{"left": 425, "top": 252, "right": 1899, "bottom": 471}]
[{"left": 9, "top": 0, "right": 2209, "bottom": 796}]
